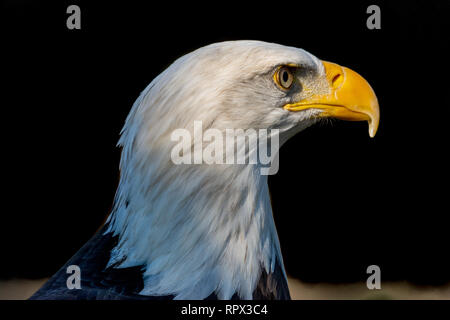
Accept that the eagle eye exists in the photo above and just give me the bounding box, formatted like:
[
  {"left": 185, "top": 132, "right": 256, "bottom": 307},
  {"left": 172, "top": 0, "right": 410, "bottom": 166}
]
[{"left": 275, "top": 66, "right": 295, "bottom": 90}]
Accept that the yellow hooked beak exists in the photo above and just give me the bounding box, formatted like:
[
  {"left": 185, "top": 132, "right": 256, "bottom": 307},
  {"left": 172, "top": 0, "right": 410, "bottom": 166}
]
[{"left": 284, "top": 61, "right": 380, "bottom": 137}]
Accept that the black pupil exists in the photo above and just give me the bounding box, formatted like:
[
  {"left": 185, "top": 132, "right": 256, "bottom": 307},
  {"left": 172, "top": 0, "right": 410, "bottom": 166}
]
[{"left": 282, "top": 70, "right": 289, "bottom": 83}]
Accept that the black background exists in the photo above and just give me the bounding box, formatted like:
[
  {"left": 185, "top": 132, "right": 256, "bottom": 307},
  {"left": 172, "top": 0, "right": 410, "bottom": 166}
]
[{"left": 1, "top": 0, "right": 449, "bottom": 287}]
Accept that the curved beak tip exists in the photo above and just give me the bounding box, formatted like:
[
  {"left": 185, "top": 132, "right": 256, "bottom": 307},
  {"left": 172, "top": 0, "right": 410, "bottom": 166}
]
[
  {"left": 369, "top": 122, "right": 377, "bottom": 138},
  {"left": 368, "top": 101, "right": 380, "bottom": 138}
]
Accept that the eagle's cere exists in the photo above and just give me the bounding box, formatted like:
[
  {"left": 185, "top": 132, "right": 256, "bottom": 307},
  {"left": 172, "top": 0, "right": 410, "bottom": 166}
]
[{"left": 31, "top": 40, "right": 379, "bottom": 300}]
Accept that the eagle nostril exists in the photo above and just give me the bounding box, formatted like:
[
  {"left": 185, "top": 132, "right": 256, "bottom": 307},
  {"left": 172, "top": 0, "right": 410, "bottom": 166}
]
[{"left": 331, "top": 73, "right": 344, "bottom": 89}]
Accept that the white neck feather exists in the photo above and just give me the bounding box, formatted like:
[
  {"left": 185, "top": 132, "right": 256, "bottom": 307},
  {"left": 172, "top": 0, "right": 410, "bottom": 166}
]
[{"left": 105, "top": 158, "right": 285, "bottom": 299}]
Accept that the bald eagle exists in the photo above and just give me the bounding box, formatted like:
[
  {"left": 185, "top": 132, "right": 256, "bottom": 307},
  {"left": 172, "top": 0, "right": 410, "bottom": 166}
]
[{"left": 31, "top": 41, "right": 379, "bottom": 300}]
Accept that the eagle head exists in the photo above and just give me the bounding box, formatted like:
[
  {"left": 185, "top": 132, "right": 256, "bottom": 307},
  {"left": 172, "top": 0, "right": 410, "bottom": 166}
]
[{"left": 105, "top": 41, "right": 379, "bottom": 299}]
